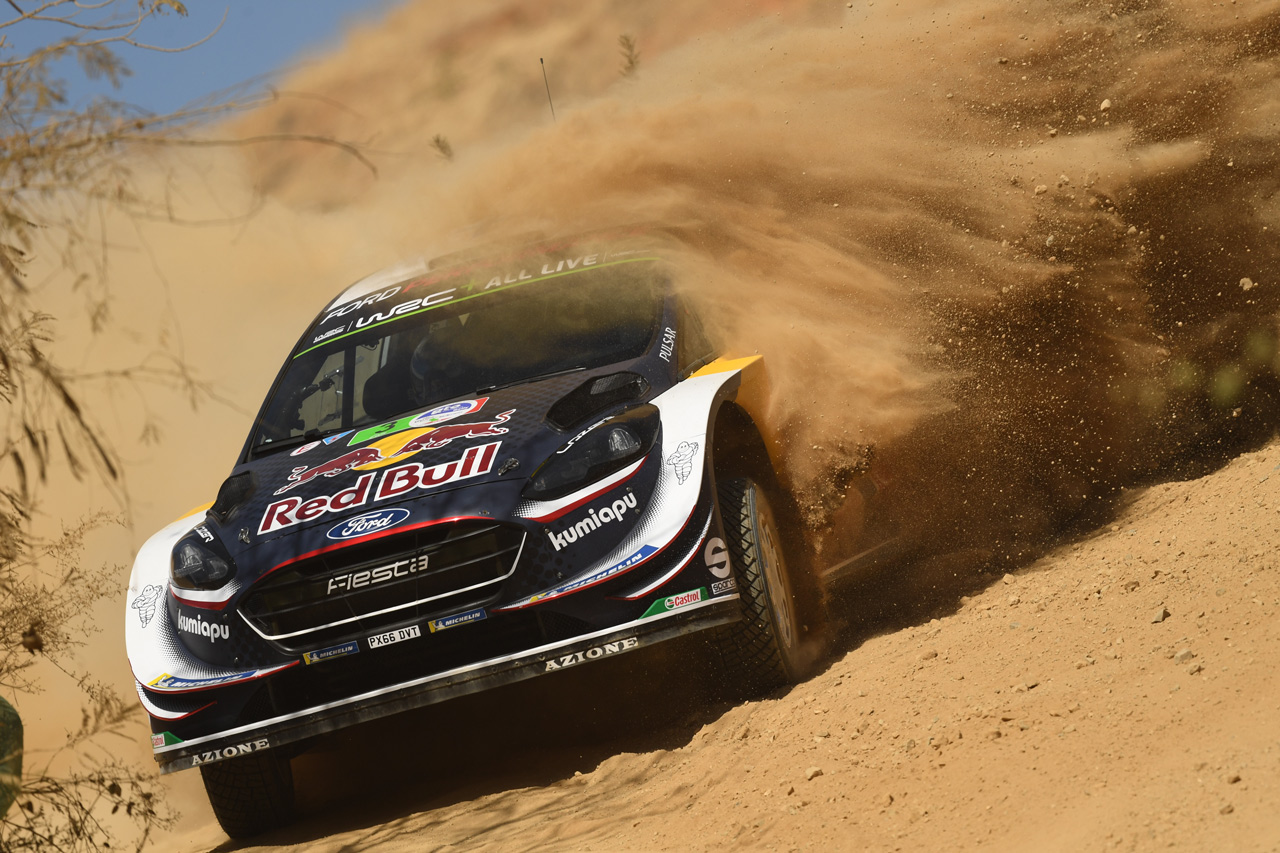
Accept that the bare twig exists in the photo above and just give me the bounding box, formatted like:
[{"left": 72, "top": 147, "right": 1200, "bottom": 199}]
[
  {"left": 123, "top": 6, "right": 223, "bottom": 53},
  {"left": 122, "top": 131, "right": 380, "bottom": 176}
]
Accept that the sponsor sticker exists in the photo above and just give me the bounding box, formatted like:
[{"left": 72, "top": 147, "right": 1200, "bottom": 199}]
[
  {"left": 665, "top": 589, "right": 704, "bottom": 609},
  {"left": 148, "top": 670, "right": 262, "bottom": 691},
  {"left": 327, "top": 507, "right": 411, "bottom": 541},
  {"left": 546, "top": 493, "right": 637, "bottom": 552},
  {"left": 311, "top": 326, "right": 346, "bottom": 345},
  {"left": 340, "top": 410, "right": 513, "bottom": 473},
  {"left": 481, "top": 252, "right": 609, "bottom": 290},
  {"left": 704, "top": 537, "right": 731, "bottom": 579},
  {"left": 259, "top": 441, "right": 501, "bottom": 534},
  {"left": 194, "top": 525, "right": 214, "bottom": 543},
  {"left": 544, "top": 637, "right": 639, "bottom": 671},
  {"left": 528, "top": 544, "right": 658, "bottom": 606},
  {"left": 368, "top": 625, "right": 421, "bottom": 649},
  {"left": 410, "top": 401, "right": 491, "bottom": 430},
  {"left": 641, "top": 587, "right": 708, "bottom": 619},
  {"left": 323, "top": 430, "right": 353, "bottom": 445},
  {"left": 316, "top": 283, "right": 455, "bottom": 336},
  {"left": 190, "top": 738, "right": 270, "bottom": 767},
  {"left": 130, "top": 584, "right": 163, "bottom": 628},
  {"left": 303, "top": 641, "right": 359, "bottom": 665},
  {"left": 711, "top": 578, "right": 737, "bottom": 595},
  {"left": 297, "top": 256, "right": 662, "bottom": 360},
  {"left": 274, "top": 430, "right": 506, "bottom": 495},
  {"left": 348, "top": 398, "right": 489, "bottom": 446},
  {"left": 666, "top": 440, "right": 698, "bottom": 485},
  {"left": 659, "top": 326, "right": 676, "bottom": 362},
  {"left": 290, "top": 440, "right": 321, "bottom": 457},
  {"left": 288, "top": 416, "right": 507, "bottom": 495},
  {"left": 176, "top": 612, "right": 230, "bottom": 643},
  {"left": 151, "top": 731, "right": 183, "bottom": 749},
  {"left": 428, "top": 607, "right": 487, "bottom": 633}
]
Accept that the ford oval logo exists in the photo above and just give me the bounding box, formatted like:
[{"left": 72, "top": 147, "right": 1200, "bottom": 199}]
[{"left": 327, "top": 508, "right": 411, "bottom": 541}]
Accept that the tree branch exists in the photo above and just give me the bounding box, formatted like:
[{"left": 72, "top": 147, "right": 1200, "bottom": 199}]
[{"left": 121, "top": 132, "right": 380, "bottom": 176}]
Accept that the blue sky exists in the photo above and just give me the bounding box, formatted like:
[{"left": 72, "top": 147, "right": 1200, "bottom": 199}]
[{"left": 11, "top": 0, "right": 405, "bottom": 115}]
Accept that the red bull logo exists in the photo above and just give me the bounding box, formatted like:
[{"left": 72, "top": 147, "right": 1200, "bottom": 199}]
[
  {"left": 276, "top": 448, "right": 384, "bottom": 495},
  {"left": 275, "top": 411, "right": 513, "bottom": 495},
  {"left": 391, "top": 409, "right": 513, "bottom": 451},
  {"left": 259, "top": 442, "right": 502, "bottom": 535}
]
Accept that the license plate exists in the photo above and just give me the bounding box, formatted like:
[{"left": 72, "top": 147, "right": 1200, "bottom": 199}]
[{"left": 367, "top": 625, "right": 421, "bottom": 649}]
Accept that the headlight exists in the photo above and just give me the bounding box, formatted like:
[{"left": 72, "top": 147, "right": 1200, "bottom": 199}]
[
  {"left": 523, "top": 404, "right": 661, "bottom": 500},
  {"left": 170, "top": 537, "right": 236, "bottom": 590}
]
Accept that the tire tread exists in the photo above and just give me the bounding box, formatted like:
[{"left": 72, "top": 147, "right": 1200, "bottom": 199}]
[
  {"left": 200, "top": 751, "right": 295, "bottom": 839},
  {"left": 708, "top": 478, "right": 792, "bottom": 694}
]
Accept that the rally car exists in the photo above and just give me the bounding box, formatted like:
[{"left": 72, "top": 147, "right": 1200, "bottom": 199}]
[{"left": 124, "top": 233, "right": 812, "bottom": 837}]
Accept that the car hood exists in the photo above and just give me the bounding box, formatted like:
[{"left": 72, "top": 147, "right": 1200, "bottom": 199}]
[{"left": 203, "top": 370, "right": 654, "bottom": 568}]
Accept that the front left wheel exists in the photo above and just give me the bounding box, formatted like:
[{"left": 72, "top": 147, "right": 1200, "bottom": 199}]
[{"left": 707, "top": 476, "right": 807, "bottom": 695}]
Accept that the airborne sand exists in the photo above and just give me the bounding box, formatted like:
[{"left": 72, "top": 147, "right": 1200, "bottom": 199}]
[
  {"left": 17, "top": 0, "right": 1280, "bottom": 849},
  {"left": 234, "top": 0, "right": 1280, "bottom": 565}
]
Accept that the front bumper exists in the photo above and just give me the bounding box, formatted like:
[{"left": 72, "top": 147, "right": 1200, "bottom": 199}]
[{"left": 152, "top": 593, "right": 739, "bottom": 773}]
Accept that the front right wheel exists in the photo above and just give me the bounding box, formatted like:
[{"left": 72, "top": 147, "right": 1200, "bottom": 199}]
[
  {"left": 708, "top": 477, "right": 806, "bottom": 695},
  {"left": 200, "top": 749, "right": 295, "bottom": 839}
]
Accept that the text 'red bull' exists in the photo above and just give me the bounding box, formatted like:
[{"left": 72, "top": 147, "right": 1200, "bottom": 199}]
[{"left": 259, "top": 441, "right": 501, "bottom": 534}]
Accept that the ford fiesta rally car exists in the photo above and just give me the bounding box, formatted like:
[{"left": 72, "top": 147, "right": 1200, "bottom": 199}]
[{"left": 125, "top": 235, "right": 813, "bottom": 837}]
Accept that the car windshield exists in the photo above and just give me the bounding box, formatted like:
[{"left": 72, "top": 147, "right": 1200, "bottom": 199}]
[{"left": 251, "top": 259, "right": 665, "bottom": 454}]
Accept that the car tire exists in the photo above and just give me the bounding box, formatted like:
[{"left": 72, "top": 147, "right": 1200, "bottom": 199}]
[
  {"left": 708, "top": 476, "right": 806, "bottom": 695},
  {"left": 200, "top": 750, "right": 295, "bottom": 839}
]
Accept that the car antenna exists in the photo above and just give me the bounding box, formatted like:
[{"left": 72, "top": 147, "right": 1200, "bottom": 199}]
[{"left": 540, "top": 57, "right": 556, "bottom": 122}]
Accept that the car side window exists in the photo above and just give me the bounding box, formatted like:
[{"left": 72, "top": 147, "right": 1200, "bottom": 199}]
[{"left": 678, "top": 300, "right": 716, "bottom": 377}]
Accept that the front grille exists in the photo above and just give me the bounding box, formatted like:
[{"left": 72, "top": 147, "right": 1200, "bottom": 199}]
[{"left": 240, "top": 520, "right": 525, "bottom": 652}]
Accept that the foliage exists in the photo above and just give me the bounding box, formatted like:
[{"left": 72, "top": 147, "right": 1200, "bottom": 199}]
[
  {"left": 0, "top": 508, "right": 179, "bottom": 849},
  {"left": 0, "top": 1, "right": 232, "bottom": 849},
  {"left": 0, "top": 0, "right": 214, "bottom": 508},
  {"left": 0, "top": 4, "right": 378, "bottom": 847},
  {"left": 1, "top": 673, "right": 173, "bottom": 851},
  {"left": 3, "top": 762, "right": 168, "bottom": 853}
]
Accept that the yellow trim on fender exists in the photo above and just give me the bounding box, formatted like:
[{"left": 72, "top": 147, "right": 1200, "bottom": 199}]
[
  {"left": 174, "top": 502, "right": 213, "bottom": 523},
  {"left": 689, "top": 355, "right": 763, "bottom": 377}
]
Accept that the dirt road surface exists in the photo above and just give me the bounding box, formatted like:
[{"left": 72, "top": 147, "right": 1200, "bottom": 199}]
[{"left": 149, "top": 442, "right": 1277, "bottom": 851}]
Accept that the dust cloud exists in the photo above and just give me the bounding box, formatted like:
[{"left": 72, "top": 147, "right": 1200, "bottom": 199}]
[
  {"left": 37, "top": 0, "right": 1280, "bottom": 665},
  {"left": 286, "top": 0, "right": 1280, "bottom": 576}
]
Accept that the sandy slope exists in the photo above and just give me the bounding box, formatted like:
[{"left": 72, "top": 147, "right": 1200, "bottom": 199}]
[{"left": 153, "top": 436, "right": 1280, "bottom": 852}]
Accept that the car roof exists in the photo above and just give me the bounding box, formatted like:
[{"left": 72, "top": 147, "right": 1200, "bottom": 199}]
[{"left": 319, "top": 226, "right": 666, "bottom": 315}]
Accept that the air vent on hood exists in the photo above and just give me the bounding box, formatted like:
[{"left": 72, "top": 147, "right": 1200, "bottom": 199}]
[
  {"left": 546, "top": 372, "right": 649, "bottom": 431},
  {"left": 209, "top": 472, "right": 255, "bottom": 523}
]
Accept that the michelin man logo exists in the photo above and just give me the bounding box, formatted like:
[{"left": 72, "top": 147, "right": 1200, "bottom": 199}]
[
  {"left": 131, "top": 584, "right": 163, "bottom": 628},
  {"left": 666, "top": 441, "right": 698, "bottom": 485}
]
